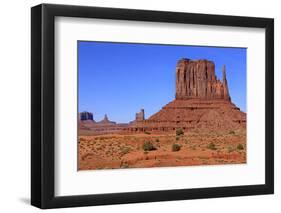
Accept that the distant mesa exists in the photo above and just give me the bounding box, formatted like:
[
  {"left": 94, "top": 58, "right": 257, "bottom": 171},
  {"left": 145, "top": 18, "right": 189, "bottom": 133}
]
[
  {"left": 79, "top": 112, "right": 115, "bottom": 124},
  {"left": 79, "top": 111, "right": 94, "bottom": 121},
  {"left": 79, "top": 113, "right": 127, "bottom": 134},
  {"left": 79, "top": 58, "right": 246, "bottom": 134}
]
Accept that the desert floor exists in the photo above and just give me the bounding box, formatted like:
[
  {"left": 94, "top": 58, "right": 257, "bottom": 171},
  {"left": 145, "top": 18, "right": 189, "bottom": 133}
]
[{"left": 78, "top": 131, "right": 246, "bottom": 170}]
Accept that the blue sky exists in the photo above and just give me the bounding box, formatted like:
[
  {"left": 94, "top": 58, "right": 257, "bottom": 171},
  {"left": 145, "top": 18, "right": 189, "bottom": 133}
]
[{"left": 78, "top": 41, "right": 246, "bottom": 123}]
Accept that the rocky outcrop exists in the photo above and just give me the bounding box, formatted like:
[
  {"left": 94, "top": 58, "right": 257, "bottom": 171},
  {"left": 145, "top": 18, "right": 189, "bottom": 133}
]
[
  {"left": 97, "top": 114, "right": 116, "bottom": 125},
  {"left": 175, "top": 59, "right": 230, "bottom": 101},
  {"left": 135, "top": 109, "right": 145, "bottom": 121},
  {"left": 79, "top": 111, "right": 94, "bottom": 121}
]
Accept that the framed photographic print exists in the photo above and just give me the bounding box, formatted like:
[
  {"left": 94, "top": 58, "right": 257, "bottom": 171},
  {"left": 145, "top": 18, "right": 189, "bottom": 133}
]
[{"left": 31, "top": 3, "right": 274, "bottom": 209}]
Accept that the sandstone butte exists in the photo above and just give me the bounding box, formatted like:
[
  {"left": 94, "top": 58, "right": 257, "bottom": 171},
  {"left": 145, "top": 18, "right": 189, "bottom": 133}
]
[
  {"left": 129, "top": 58, "right": 246, "bottom": 133},
  {"left": 79, "top": 58, "right": 246, "bottom": 134}
]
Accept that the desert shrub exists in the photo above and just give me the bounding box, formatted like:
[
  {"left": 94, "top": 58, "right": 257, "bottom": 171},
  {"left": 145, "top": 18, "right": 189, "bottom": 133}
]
[
  {"left": 121, "top": 162, "right": 129, "bottom": 168},
  {"left": 237, "top": 144, "right": 244, "bottom": 150},
  {"left": 176, "top": 128, "right": 184, "bottom": 136},
  {"left": 96, "top": 146, "right": 102, "bottom": 151},
  {"left": 229, "top": 130, "right": 235, "bottom": 135},
  {"left": 227, "top": 146, "right": 235, "bottom": 153},
  {"left": 172, "top": 143, "right": 181, "bottom": 152},
  {"left": 176, "top": 136, "right": 180, "bottom": 141},
  {"left": 121, "top": 146, "right": 131, "bottom": 155},
  {"left": 144, "top": 131, "right": 151, "bottom": 135},
  {"left": 155, "top": 138, "right": 160, "bottom": 142},
  {"left": 207, "top": 142, "right": 217, "bottom": 150},
  {"left": 142, "top": 141, "right": 156, "bottom": 151}
]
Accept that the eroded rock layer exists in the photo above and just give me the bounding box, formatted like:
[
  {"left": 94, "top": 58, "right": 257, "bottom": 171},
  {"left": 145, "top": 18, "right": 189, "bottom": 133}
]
[{"left": 129, "top": 99, "right": 246, "bottom": 133}]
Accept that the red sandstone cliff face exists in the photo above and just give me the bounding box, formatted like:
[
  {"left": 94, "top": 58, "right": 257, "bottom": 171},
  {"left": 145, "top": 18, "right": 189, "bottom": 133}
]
[{"left": 176, "top": 59, "right": 230, "bottom": 101}]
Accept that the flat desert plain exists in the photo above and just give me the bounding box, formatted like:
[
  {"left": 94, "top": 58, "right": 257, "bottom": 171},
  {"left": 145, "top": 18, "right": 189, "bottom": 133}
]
[{"left": 78, "top": 131, "right": 246, "bottom": 170}]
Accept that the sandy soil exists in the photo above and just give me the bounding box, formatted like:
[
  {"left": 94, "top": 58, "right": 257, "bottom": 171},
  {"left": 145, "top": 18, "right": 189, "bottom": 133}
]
[{"left": 78, "top": 130, "right": 246, "bottom": 170}]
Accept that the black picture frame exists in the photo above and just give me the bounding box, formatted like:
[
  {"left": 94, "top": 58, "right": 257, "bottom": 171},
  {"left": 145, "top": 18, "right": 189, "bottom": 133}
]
[{"left": 31, "top": 3, "right": 274, "bottom": 209}]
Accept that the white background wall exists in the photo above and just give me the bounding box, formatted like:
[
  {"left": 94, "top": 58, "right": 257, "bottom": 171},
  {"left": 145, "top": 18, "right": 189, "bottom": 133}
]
[{"left": 0, "top": 0, "right": 279, "bottom": 212}]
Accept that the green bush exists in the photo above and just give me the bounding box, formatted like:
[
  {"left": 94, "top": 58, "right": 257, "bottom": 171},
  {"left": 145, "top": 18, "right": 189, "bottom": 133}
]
[
  {"left": 144, "top": 131, "right": 151, "bottom": 135},
  {"left": 237, "top": 144, "right": 244, "bottom": 150},
  {"left": 176, "top": 136, "right": 180, "bottom": 141},
  {"left": 207, "top": 142, "right": 217, "bottom": 150},
  {"left": 229, "top": 130, "right": 235, "bottom": 134},
  {"left": 176, "top": 128, "right": 184, "bottom": 136},
  {"left": 227, "top": 146, "right": 235, "bottom": 153},
  {"left": 172, "top": 143, "right": 181, "bottom": 152},
  {"left": 155, "top": 138, "right": 160, "bottom": 142},
  {"left": 142, "top": 141, "right": 156, "bottom": 151}
]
